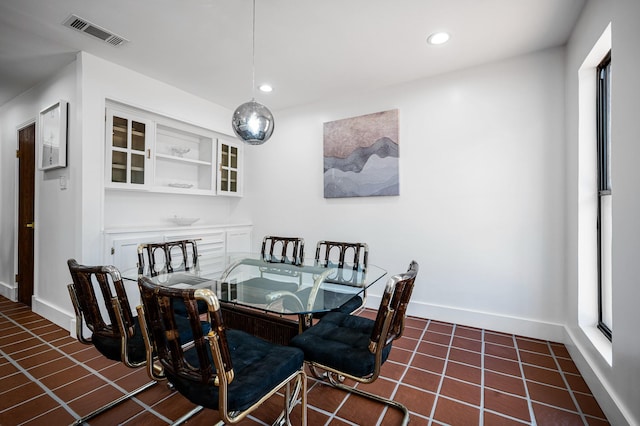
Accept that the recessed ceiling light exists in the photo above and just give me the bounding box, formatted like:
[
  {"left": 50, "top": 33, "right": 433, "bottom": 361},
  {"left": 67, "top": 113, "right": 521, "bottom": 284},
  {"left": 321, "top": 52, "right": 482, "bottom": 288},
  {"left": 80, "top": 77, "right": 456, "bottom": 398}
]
[
  {"left": 258, "top": 84, "right": 273, "bottom": 93},
  {"left": 427, "top": 32, "right": 450, "bottom": 45}
]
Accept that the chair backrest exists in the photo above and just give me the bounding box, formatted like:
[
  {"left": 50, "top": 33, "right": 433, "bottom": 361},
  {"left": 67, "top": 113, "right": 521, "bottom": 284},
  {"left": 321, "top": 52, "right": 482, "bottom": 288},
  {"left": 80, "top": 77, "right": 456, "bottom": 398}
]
[
  {"left": 315, "top": 240, "right": 368, "bottom": 285},
  {"left": 261, "top": 236, "right": 305, "bottom": 265},
  {"left": 137, "top": 276, "right": 234, "bottom": 388},
  {"left": 67, "top": 259, "right": 135, "bottom": 339},
  {"left": 138, "top": 239, "right": 199, "bottom": 276},
  {"left": 167, "top": 239, "right": 199, "bottom": 271},
  {"left": 369, "top": 261, "right": 419, "bottom": 353}
]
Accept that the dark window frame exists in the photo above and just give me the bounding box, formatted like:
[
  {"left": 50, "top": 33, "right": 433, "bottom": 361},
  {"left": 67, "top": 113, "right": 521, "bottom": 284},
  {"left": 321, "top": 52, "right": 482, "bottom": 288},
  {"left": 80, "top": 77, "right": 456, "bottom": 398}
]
[{"left": 596, "top": 51, "right": 612, "bottom": 341}]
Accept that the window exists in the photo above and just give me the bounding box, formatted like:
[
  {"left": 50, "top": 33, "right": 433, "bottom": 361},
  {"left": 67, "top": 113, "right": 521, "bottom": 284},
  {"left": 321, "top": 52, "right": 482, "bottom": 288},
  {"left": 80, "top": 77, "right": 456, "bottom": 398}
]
[{"left": 596, "top": 51, "right": 612, "bottom": 340}]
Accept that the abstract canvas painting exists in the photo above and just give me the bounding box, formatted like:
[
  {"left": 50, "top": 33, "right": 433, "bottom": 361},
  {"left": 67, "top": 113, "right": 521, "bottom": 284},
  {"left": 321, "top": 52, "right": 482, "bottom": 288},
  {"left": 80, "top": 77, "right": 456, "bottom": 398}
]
[{"left": 323, "top": 109, "right": 399, "bottom": 198}]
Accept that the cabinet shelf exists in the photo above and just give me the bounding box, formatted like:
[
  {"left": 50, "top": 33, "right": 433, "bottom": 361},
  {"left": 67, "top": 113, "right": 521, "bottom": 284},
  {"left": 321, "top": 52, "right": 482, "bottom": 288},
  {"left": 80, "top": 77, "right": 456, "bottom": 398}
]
[
  {"left": 156, "top": 153, "right": 212, "bottom": 166},
  {"left": 155, "top": 185, "right": 212, "bottom": 195},
  {"left": 154, "top": 123, "right": 215, "bottom": 193}
]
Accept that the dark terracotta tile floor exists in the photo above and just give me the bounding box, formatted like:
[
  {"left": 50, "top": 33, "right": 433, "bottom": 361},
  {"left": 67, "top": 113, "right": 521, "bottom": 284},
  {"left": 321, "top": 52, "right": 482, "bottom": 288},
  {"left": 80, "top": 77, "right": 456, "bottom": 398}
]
[{"left": 0, "top": 296, "right": 609, "bottom": 425}]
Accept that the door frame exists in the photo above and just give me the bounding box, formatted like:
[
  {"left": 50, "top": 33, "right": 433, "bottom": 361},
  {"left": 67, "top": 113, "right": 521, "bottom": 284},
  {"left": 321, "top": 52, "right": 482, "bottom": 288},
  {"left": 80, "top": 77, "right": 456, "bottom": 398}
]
[{"left": 15, "top": 118, "right": 38, "bottom": 304}]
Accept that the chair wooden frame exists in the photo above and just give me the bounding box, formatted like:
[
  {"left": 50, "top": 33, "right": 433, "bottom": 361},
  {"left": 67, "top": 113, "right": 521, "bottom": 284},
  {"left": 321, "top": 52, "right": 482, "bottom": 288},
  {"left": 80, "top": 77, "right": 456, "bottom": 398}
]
[
  {"left": 315, "top": 240, "right": 369, "bottom": 313},
  {"left": 137, "top": 276, "right": 307, "bottom": 425},
  {"left": 292, "top": 261, "right": 418, "bottom": 426},
  {"left": 66, "top": 259, "right": 158, "bottom": 425},
  {"left": 137, "top": 239, "right": 199, "bottom": 277},
  {"left": 261, "top": 235, "right": 305, "bottom": 266},
  {"left": 315, "top": 240, "right": 368, "bottom": 274}
]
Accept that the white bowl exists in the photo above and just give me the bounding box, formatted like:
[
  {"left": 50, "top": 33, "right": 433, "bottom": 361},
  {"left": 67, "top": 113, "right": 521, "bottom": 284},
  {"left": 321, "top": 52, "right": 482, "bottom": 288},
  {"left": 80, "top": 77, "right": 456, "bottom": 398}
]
[
  {"left": 171, "top": 146, "right": 191, "bottom": 157},
  {"left": 170, "top": 216, "right": 199, "bottom": 226}
]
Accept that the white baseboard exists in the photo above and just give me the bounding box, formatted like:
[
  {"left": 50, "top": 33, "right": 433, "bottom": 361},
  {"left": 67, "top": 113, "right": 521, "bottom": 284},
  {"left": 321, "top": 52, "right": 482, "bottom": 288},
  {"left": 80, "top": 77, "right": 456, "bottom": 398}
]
[
  {"left": 32, "top": 296, "right": 75, "bottom": 335},
  {"left": 366, "top": 297, "right": 565, "bottom": 342},
  {"left": 0, "top": 281, "right": 16, "bottom": 300}
]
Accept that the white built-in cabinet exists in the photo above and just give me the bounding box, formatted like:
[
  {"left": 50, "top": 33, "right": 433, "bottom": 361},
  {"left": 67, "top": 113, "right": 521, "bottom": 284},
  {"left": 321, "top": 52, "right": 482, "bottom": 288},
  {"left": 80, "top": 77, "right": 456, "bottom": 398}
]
[
  {"left": 104, "top": 225, "right": 252, "bottom": 274},
  {"left": 105, "top": 102, "right": 243, "bottom": 196}
]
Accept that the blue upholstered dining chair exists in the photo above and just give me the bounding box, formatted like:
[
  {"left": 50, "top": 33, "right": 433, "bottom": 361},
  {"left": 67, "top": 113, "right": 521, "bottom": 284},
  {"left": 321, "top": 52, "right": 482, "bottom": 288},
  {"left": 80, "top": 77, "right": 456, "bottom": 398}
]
[
  {"left": 137, "top": 276, "right": 308, "bottom": 425},
  {"left": 290, "top": 261, "right": 418, "bottom": 426},
  {"left": 66, "top": 259, "right": 157, "bottom": 425},
  {"left": 67, "top": 259, "right": 205, "bottom": 425}
]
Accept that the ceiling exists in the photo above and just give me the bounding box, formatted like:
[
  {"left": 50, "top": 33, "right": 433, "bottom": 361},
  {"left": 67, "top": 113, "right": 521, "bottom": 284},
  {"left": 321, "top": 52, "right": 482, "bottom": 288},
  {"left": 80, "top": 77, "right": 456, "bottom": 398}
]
[{"left": 0, "top": 0, "right": 585, "bottom": 112}]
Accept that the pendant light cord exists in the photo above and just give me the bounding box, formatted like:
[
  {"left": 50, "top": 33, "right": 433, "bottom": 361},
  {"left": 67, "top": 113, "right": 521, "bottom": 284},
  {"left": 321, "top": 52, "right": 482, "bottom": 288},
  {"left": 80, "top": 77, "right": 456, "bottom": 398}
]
[{"left": 251, "top": 0, "right": 256, "bottom": 101}]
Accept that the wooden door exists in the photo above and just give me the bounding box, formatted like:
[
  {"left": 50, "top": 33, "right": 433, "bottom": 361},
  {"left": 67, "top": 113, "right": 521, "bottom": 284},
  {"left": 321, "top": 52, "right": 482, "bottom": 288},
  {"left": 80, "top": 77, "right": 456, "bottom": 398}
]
[{"left": 17, "top": 123, "right": 35, "bottom": 306}]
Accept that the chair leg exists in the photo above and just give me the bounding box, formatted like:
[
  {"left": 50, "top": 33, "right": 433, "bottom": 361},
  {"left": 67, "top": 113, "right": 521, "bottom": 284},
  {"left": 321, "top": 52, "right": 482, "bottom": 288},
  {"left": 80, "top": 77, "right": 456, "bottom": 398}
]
[
  {"left": 70, "top": 380, "right": 157, "bottom": 425},
  {"left": 274, "top": 370, "right": 307, "bottom": 426},
  {"left": 308, "top": 364, "right": 327, "bottom": 380},
  {"left": 171, "top": 405, "right": 205, "bottom": 425},
  {"left": 326, "top": 372, "right": 410, "bottom": 426},
  {"left": 71, "top": 380, "right": 205, "bottom": 426}
]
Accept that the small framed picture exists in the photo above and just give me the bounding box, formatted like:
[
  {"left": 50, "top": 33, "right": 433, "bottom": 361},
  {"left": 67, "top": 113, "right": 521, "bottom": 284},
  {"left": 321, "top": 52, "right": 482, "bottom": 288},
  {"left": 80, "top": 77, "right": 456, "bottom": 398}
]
[{"left": 39, "top": 100, "right": 68, "bottom": 170}]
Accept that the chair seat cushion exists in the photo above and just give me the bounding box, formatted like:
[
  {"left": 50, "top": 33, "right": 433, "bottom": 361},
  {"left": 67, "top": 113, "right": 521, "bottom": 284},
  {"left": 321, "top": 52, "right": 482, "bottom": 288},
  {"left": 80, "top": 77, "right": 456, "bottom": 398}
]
[
  {"left": 167, "top": 329, "right": 304, "bottom": 412},
  {"left": 93, "top": 315, "right": 210, "bottom": 364},
  {"left": 93, "top": 318, "right": 146, "bottom": 364},
  {"left": 289, "top": 311, "right": 391, "bottom": 378}
]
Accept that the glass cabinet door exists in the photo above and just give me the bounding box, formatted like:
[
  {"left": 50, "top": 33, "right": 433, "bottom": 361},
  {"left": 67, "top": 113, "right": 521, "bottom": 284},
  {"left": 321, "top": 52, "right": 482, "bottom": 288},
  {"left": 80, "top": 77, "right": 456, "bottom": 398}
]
[
  {"left": 107, "top": 109, "right": 150, "bottom": 187},
  {"left": 130, "top": 119, "right": 147, "bottom": 184},
  {"left": 217, "top": 139, "right": 242, "bottom": 195}
]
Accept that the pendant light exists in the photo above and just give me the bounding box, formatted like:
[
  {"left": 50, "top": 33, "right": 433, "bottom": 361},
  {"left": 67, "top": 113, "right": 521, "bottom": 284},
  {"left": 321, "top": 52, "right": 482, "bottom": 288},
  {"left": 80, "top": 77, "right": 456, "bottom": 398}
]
[{"left": 231, "top": 0, "right": 274, "bottom": 145}]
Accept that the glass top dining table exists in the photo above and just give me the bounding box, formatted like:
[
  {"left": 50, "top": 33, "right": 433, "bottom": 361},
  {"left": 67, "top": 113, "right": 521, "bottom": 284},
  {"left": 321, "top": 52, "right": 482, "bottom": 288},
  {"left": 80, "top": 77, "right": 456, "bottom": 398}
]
[{"left": 122, "top": 252, "right": 387, "bottom": 317}]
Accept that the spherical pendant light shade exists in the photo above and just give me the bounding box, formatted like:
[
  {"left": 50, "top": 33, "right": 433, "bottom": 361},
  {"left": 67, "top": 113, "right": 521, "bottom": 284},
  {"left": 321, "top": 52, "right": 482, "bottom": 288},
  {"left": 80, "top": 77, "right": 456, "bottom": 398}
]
[{"left": 231, "top": 100, "right": 275, "bottom": 145}]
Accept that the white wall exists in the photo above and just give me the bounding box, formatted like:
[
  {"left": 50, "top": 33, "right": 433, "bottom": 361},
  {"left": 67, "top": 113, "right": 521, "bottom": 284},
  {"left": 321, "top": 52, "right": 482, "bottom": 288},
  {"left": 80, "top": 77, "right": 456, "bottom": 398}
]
[
  {"left": 245, "top": 47, "right": 567, "bottom": 341},
  {"left": 0, "top": 62, "right": 78, "bottom": 328},
  {"left": 610, "top": 0, "right": 640, "bottom": 423},
  {"left": 565, "top": 0, "right": 640, "bottom": 424},
  {"left": 0, "top": 95, "right": 22, "bottom": 297}
]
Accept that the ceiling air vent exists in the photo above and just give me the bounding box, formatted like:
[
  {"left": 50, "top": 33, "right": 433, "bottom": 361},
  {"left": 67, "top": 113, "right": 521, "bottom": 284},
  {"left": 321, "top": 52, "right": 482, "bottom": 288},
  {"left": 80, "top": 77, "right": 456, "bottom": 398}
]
[{"left": 62, "top": 14, "right": 129, "bottom": 47}]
